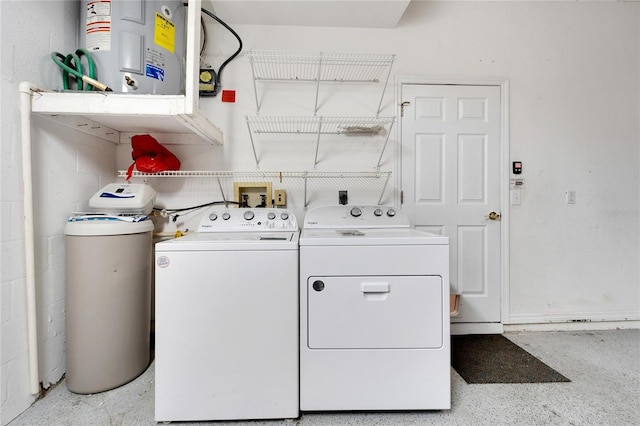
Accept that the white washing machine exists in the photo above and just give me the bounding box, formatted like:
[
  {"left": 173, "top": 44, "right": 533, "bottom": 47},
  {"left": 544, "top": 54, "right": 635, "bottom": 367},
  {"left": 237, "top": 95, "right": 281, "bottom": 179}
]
[
  {"left": 299, "top": 205, "right": 450, "bottom": 411},
  {"left": 154, "top": 208, "right": 299, "bottom": 422}
]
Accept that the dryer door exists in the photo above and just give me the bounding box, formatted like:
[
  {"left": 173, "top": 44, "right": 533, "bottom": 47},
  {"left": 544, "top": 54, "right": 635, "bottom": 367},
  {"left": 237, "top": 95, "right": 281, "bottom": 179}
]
[{"left": 307, "top": 275, "right": 443, "bottom": 349}]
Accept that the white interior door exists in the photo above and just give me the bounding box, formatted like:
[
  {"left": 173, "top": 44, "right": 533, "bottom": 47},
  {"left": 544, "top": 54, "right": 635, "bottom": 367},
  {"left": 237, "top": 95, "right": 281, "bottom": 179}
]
[{"left": 400, "top": 84, "right": 502, "bottom": 324}]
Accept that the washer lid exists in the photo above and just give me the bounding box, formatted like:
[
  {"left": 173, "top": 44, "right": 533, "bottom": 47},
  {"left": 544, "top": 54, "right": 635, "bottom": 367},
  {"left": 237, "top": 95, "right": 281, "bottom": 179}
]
[
  {"left": 299, "top": 227, "right": 448, "bottom": 246},
  {"left": 155, "top": 231, "right": 300, "bottom": 251}
]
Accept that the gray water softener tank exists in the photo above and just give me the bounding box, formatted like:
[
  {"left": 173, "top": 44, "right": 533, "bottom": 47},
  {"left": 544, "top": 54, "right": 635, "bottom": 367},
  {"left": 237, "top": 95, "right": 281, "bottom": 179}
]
[
  {"left": 79, "top": 0, "right": 186, "bottom": 94},
  {"left": 64, "top": 219, "right": 154, "bottom": 394}
]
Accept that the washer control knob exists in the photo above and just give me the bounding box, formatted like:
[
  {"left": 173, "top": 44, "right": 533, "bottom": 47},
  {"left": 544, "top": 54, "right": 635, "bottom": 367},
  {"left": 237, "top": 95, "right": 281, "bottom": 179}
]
[
  {"left": 267, "top": 212, "right": 276, "bottom": 220},
  {"left": 350, "top": 207, "right": 362, "bottom": 217},
  {"left": 374, "top": 208, "right": 383, "bottom": 217},
  {"left": 312, "top": 280, "right": 325, "bottom": 292},
  {"left": 222, "top": 212, "right": 231, "bottom": 220},
  {"left": 208, "top": 212, "right": 218, "bottom": 221},
  {"left": 387, "top": 208, "right": 396, "bottom": 217},
  {"left": 280, "top": 212, "right": 289, "bottom": 220},
  {"left": 244, "top": 210, "right": 255, "bottom": 221}
]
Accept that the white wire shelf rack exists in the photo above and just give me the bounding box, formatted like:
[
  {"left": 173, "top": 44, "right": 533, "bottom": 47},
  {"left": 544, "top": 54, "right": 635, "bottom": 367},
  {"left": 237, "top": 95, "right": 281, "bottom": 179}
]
[
  {"left": 245, "top": 116, "right": 395, "bottom": 168},
  {"left": 118, "top": 170, "right": 390, "bottom": 179},
  {"left": 117, "top": 170, "right": 393, "bottom": 207},
  {"left": 246, "top": 50, "right": 395, "bottom": 115}
]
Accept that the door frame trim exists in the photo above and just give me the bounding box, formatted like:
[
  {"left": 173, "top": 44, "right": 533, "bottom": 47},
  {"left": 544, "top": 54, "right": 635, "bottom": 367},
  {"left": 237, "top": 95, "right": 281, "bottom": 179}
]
[{"left": 394, "top": 76, "right": 511, "bottom": 330}]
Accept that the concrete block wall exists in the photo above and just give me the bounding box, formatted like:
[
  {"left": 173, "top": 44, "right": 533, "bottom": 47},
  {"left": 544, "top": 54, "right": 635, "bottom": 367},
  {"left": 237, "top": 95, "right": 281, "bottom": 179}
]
[{"left": 1, "top": 1, "right": 116, "bottom": 424}]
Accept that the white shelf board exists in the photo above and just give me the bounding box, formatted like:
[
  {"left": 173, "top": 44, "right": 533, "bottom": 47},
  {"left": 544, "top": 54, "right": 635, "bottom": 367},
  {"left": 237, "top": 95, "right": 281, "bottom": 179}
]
[
  {"left": 30, "top": 91, "right": 223, "bottom": 145},
  {"left": 27, "top": 0, "right": 222, "bottom": 145}
]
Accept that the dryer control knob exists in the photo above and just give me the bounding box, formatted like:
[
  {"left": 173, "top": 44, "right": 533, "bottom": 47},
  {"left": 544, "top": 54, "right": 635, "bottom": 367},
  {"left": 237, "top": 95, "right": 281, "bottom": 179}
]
[
  {"left": 222, "top": 212, "right": 231, "bottom": 220},
  {"left": 267, "top": 212, "right": 276, "bottom": 220},
  {"left": 374, "top": 208, "right": 383, "bottom": 217},
  {"left": 244, "top": 210, "right": 255, "bottom": 221},
  {"left": 387, "top": 209, "right": 396, "bottom": 217},
  {"left": 209, "top": 213, "right": 218, "bottom": 221},
  {"left": 350, "top": 207, "right": 362, "bottom": 217},
  {"left": 280, "top": 212, "right": 289, "bottom": 220}
]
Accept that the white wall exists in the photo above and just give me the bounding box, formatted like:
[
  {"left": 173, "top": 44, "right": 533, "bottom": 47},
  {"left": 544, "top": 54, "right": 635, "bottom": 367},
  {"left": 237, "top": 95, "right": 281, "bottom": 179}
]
[
  {"left": 190, "top": 0, "right": 639, "bottom": 324},
  {"left": 1, "top": 0, "right": 638, "bottom": 424},
  {"left": 1, "top": 1, "right": 116, "bottom": 424}
]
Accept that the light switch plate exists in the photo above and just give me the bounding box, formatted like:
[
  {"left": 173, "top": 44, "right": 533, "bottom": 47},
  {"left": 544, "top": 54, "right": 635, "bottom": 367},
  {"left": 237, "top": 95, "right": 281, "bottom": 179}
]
[
  {"left": 566, "top": 190, "right": 576, "bottom": 204},
  {"left": 511, "top": 189, "right": 522, "bottom": 205}
]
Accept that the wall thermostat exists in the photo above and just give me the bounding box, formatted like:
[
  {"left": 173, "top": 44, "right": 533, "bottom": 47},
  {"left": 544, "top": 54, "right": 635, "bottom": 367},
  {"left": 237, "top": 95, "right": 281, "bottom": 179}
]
[{"left": 513, "top": 161, "right": 522, "bottom": 174}]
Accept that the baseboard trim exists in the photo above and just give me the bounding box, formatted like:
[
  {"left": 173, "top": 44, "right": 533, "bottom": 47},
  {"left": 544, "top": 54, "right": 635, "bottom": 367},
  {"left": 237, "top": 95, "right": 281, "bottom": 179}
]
[
  {"left": 507, "top": 310, "right": 639, "bottom": 324},
  {"left": 504, "top": 320, "right": 640, "bottom": 332},
  {"left": 451, "top": 322, "right": 504, "bottom": 335},
  {"left": 451, "top": 320, "right": 639, "bottom": 334}
]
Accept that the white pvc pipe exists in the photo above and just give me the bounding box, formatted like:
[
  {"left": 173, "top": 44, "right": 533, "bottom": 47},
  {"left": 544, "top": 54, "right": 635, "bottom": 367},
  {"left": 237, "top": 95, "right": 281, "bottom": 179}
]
[{"left": 19, "top": 81, "right": 40, "bottom": 395}]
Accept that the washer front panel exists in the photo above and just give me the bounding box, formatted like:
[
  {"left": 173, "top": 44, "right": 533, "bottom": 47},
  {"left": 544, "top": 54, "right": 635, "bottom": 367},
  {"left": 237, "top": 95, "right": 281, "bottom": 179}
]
[
  {"left": 155, "top": 207, "right": 300, "bottom": 421},
  {"left": 155, "top": 249, "right": 299, "bottom": 421}
]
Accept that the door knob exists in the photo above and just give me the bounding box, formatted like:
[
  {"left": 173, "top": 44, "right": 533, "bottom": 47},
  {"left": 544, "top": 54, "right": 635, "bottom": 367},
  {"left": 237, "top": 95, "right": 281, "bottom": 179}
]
[{"left": 486, "top": 211, "right": 501, "bottom": 220}]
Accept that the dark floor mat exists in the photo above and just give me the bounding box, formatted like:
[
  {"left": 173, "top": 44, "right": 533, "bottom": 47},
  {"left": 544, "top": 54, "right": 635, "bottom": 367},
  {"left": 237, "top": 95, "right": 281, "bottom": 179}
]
[{"left": 451, "top": 334, "right": 570, "bottom": 384}]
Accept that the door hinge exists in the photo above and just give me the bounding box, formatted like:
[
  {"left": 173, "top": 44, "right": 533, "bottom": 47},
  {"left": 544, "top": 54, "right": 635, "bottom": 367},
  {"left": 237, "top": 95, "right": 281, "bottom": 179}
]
[
  {"left": 400, "top": 190, "right": 404, "bottom": 204},
  {"left": 400, "top": 101, "right": 410, "bottom": 117}
]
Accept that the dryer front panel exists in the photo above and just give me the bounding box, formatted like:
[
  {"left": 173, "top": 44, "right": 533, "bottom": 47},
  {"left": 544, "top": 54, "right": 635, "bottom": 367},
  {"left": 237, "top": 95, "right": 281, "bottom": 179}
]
[{"left": 307, "top": 275, "right": 443, "bottom": 349}]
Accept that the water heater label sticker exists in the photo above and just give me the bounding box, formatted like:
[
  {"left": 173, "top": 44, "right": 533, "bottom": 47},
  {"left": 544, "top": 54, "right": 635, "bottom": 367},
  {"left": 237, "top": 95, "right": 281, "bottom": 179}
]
[
  {"left": 145, "top": 48, "right": 166, "bottom": 81},
  {"left": 85, "top": 1, "right": 112, "bottom": 51},
  {"left": 145, "top": 48, "right": 166, "bottom": 67},
  {"left": 146, "top": 65, "right": 165, "bottom": 81},
  {"left": 154, "top": 13, "right": 175, "bottom": 53}
]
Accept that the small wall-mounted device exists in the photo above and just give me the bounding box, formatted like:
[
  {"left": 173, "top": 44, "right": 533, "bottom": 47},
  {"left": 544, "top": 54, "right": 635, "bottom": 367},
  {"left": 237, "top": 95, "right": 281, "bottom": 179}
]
[
  {"left": 339, "top": 191, "right": 348, "bottom": 205},
  {"left": 199, "top": 68, "right": 216, "bottom": 96},
  {"left": 512, "top": 161, "right": 522, "bottom": 174}
]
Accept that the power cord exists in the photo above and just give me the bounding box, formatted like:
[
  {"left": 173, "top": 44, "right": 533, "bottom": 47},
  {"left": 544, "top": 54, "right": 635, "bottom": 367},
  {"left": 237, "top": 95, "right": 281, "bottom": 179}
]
[
  {"left": 51, "top": 48, "right": 112, "bottom": 91},
  {"left": 196, "top": 6, "right": 243, "bottom": 97},
  {"left": 154, "top": 200, "right": 240, "bottom": 222},
  {"left": 202, "top": 8, "right": 242, "bottom": 96}
]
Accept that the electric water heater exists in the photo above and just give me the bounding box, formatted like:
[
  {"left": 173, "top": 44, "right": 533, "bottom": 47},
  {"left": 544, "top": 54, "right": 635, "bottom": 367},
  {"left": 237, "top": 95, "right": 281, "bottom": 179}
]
[{"left": 80, "top": 0, "right": 186, "bottom": 94}]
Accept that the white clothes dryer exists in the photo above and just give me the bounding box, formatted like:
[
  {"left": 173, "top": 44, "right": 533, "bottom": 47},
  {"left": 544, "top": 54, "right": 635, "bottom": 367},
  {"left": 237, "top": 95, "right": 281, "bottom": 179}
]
[
  {"left": 299, "top": 205, "right": 450, "bottom": 411},
  {"left": 154, "top": 208, "right": 299, "bottom": 422}
]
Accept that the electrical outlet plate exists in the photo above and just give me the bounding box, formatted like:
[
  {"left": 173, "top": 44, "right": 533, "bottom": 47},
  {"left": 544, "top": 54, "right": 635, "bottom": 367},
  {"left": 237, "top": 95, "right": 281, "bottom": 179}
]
[
  {"left": 566, "top": 190, "right": 576, "bottom": 204},
  {"left": 511, "top": 189, "right": 522, "bottom": 206},
  {"left": 234, "top": 182, "right": 273, "bottom": 208},
  {"left": 274, "top": 189, "right": 286, "bottom": 206}
]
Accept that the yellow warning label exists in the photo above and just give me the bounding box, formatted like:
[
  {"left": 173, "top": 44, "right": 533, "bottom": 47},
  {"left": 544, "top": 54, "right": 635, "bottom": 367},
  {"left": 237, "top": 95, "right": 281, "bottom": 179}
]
[{"left": 154, "top": 12, "right": 175, "bottom": 54}]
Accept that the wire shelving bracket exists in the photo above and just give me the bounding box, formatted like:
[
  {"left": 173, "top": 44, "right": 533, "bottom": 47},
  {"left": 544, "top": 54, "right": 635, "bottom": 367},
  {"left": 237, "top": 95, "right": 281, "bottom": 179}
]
[
  {"left": 245, "top": 115, "right": 395, "bottom": 168},
  {"left": 246, "top": 50, "right": 395, "bottom": 116}
]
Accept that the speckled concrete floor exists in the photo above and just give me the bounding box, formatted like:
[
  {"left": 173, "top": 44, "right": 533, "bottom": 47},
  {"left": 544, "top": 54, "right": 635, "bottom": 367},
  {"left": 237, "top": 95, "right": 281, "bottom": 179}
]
[{"left": 9, "top": 329, "right": 640, "bottom": 426}]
